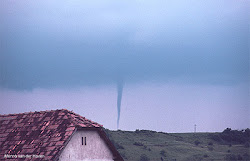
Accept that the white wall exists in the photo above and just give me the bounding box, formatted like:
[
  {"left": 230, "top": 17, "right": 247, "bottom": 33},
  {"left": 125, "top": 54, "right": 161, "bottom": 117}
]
[{"left": 58, "top": 130, "right": 114, "bottom": 161}]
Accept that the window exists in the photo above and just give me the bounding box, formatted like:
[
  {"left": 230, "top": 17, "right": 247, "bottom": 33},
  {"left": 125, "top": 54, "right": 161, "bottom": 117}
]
[{"left": 82, "top": 137, "right": 87, "bottom": 145}]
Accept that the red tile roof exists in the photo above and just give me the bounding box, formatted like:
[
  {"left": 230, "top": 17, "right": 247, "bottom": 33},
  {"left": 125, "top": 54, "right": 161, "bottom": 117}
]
[{"left": 0, "top": 109, "right": 106, "bottom": 161}]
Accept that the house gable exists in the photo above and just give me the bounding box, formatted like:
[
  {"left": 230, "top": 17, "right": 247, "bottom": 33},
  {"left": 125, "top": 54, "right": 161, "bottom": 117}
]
[{"left": 58, "top": 130, "right": 114, "bottom": 161}]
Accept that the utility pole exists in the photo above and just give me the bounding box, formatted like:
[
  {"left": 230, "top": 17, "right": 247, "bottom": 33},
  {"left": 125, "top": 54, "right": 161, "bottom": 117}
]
[{"left": 194, "top": 124, "right": 197, "bottom": 133}]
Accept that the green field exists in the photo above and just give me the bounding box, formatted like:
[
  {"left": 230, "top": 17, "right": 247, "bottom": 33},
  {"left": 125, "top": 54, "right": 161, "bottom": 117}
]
[{"left": 105, "top": 129, "right": 250, "bottom": 161}]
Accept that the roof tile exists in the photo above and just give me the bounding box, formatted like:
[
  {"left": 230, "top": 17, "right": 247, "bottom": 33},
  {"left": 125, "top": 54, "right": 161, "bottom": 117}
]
[
  {"left": 55, "top": 141, "right": 64, "bottom": 146},
  {"left": 65, "top": 127, "right": 75, "bottom": 131},
  {"left": 0, "top": 133, "right": 8, "bottom": 138}
]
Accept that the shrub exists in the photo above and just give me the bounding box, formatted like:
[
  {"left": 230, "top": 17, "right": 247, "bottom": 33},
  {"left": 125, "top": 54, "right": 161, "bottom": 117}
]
[
  {"left": 114, "top": 142, "right": 124, "bottom": 149},
  {"left": 203, "top": 154, "right": 208, "bottom": 158},
  {"left": 208, "top": 146, "right": 213, "bottom": 151},
  {"left": 120, "top": 151, "right": 127, "bottom": 159},
  {"left": 194, "top": 140, "right": 201, "bottom": 146},
  {"left": 139, "top": 154, "right": 150, "bottom": 161},
  {"left": 160, "top": 150, "right": 166, "bottom": 157},
  {"left": 244, "top": 128, "right": 250, "bottom": 137},
  {"left": 208, "top": 142, "right": 213, "bottom": 145},
  {"left": 209, "top": 133, "right": 222, "bottom": 142},
  {"left": 135, "top": 129, "right": 155, "bottom": 136},
  {"left": 109, "top": 138, "right": 124, "bottom": 150},
  {"left": 237, "top": 154, "right": 243, "bottom": 160},
  {"left": 224, "top": 154, "right": 237, "bottom": 160},
  {"left": 220, "top": 128, "right": 248, "bottom": 143},
  {"left": 244, "top": 142, "right": 250, "bottom": 148},
  {"left": 175, "top": 136, "right": 183, "bottom": 141},
  {"left": 134, "top": 142, "right": 144, "bottom": 146},
  {"left": 243, "top": 153, "right": 250, "bottom": 160},
  {"left": 210, "top": 128, "right": 250, "bottom": 144}
]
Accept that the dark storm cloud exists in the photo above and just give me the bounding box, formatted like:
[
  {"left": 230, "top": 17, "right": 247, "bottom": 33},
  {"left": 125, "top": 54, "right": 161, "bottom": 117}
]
[{"left": 0, "top": 0, "right": 249, "bottom": 90}]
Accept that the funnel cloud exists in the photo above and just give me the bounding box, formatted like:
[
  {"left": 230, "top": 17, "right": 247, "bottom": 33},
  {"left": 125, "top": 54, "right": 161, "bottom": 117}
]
[{"left": 117, "top": 79, "right": 124, "bottom": 129}]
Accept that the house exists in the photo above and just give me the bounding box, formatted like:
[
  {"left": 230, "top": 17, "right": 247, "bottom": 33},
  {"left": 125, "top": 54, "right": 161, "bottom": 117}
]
[{"left": 0, "top": 109, "right": 124, "bottom": 161}]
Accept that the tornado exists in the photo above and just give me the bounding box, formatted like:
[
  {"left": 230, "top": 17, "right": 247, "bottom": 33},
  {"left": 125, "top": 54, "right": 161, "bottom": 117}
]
[{"left": 117, "top": 79, "right": 124, "bottom": 129}]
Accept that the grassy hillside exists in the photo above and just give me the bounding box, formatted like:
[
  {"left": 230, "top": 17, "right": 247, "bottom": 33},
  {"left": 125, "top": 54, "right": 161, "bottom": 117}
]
[{"left": 104, "top": 129, "right": 250, "bottom": 161}]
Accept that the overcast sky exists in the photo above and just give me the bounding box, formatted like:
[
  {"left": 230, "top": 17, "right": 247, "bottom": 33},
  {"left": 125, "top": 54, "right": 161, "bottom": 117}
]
[{"left": 0, "top": 0, "right": 249, "bottom": 132}]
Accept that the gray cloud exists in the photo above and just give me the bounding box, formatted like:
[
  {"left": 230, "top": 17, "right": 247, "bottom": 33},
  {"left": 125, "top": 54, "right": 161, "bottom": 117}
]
[{"left": 0, "top": 0, "right": 249, "bottom": 90}]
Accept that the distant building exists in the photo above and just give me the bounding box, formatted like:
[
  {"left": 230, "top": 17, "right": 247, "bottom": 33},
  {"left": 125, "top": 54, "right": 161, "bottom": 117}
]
[{"left": 0, "top": 109, "right": 123, "bottom": 161}]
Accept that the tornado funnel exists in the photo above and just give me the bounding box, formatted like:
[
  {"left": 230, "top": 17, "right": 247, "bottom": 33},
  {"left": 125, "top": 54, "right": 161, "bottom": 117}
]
[{"left": 117, "top": 79, "right": 124, "bottom": 129}]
